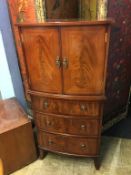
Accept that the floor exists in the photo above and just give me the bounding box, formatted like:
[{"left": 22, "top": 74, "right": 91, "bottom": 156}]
[
  {"left": 11, "top": 136, "right": 131, "bottom": 175},
  {"left": 104, "top": 117, "right": 131, "bottom": 138},
  {"left": 104, "top": 107, "right": 131, "bottom": 139}
]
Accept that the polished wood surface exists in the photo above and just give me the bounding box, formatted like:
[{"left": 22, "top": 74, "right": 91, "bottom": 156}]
[
  {"left": 28, "top": 90, "right": 106, "bottom": 101},
  {"left": 0, "top": 98, "right": 37, "bottom": 175},
  {"left": 16, "top": 19, "right": 114, "bottom": 27},
  {"left": 34, "top": 112, "right": 100, "bottom": 136},
  {"left": 0, "top": 98, "right": 29, "bottom": 133},
  {"left": 17, "top": 20, "right": 112, "bottom": 170},
  {"left": 20, "top": 27, "right": 62, "bottom": 93},
  {"left": 39, "top": 132, "right": 98, "bottom": 156},
  {"left": 61, "top": 26, "right": 107, "bottom": 95},
  {"left": 31, "top": 96, "right": 100, "bottom": 116}
]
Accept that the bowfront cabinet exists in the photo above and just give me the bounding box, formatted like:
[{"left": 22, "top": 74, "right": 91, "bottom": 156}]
[{"left": 18, "top": 20, "right": 113, "bottom": 169}]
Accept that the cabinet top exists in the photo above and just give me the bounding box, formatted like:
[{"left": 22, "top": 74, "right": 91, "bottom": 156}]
[{"left": 16, "top": 18, "right": 114, "bottom": 27}]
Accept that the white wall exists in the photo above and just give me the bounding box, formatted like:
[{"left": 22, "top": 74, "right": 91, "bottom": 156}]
[{"left": 0, "top": 30, "right": 15, "bottom": 99}]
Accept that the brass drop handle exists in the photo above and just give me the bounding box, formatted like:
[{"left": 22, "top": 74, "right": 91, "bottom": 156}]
[
  {"left": 80, "top": 144, "right": 87, "bottom": 149},
  {"left": 48, "top": 140, "right": 54, "bottom": 145},
  {"left": 44, "top": 101, "right": 48, "bottom": 109},
  {"left": 63, "top": 58, "right": 68, "bottom": 69},
  {"left": 47, "top": 120, "right": 52, "bottom": 126},
  {"left": 47, "top": 120, "right": 54, "bottom": 126},
  {"left": 56, "top": 56, "right": 61, "bottom": 68},
  {"left": 80, "top": 104, "right": 87, "bottom": 111},
  {"left": 81, "top": 124, "right": 86, "bottom": 129}
]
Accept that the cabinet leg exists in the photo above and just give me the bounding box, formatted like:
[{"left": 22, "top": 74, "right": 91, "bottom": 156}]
[
  {"left": 94, "top": 157, "right": 100, "bottom": 170},
  {"left": 39, "top": 148, "right": 47, "bottom": 159}
]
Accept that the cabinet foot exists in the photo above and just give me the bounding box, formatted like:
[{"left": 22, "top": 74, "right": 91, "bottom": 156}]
[
  {"left": 39, "top": 149, "right": 47, "bottom": 159},
  {"left": 94, "top": 157, "right": 100, "bottom": 170}
]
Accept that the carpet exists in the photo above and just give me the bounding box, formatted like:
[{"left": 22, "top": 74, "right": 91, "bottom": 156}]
[{"left": 11, "top": 136, "right": 131, "bottom": 175}]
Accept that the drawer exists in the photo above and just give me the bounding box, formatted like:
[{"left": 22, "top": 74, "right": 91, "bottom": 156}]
[
  {"left": 31, "top": 96, "right": 100, "bottom": 116},
  {"left": 39, "top": 132, "right": 98, "bottom": 156},
  {"left": 35, "top": 112, "right": 100, "bottom": 136}
]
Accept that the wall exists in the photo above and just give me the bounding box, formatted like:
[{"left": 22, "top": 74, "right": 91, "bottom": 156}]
[
  {"left": 0, "top": 0, "right": 26, "bottom": 109},
  {"left": 0, "top": 30, "right": 15, "bottom": 99}
]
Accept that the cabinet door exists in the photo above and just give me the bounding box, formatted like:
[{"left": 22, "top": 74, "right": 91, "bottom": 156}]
[
  {"left": 61, "top": 26, "right": 107, "bottom": 95},
  {"left": 21, "top": 27, "right": 62, "bottom": 93}
]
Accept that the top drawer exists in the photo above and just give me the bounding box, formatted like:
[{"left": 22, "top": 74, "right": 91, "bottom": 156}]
[{"left": 31, "top": 96, "right": 101, "bottom": 116}]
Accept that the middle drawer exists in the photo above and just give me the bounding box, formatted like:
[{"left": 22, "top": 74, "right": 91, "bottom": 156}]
[{"left": 34, "top": 112, "right": 100, "bottom": 136}]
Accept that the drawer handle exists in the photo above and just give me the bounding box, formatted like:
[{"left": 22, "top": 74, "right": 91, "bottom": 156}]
[
  {"left": 48, "top": 140, "right": 54, "bottom": 145},
  {"left": 56, "top": 56, "right": 61, "bottom": 68},
  {"left": 47, "top": 120, "right": 53, "bottom": 126},
  {"left": 80, "top": 144, "right": 86, "bottom": 149},
  {"left": 81, "top": 125, "right": 86, "bottom": 129},
  {"left": 80, "top": 104, "right": 87, "bottom": 111},
  {"left": 63, "top": 58, "right": 68, "bottom": 69},
  {"left": 44, "top": 101, "right": 48, "bottom": 109}
]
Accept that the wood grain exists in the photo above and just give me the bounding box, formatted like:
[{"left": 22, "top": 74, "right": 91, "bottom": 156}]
[
  {"left": 7, "top": 0, "right": 37, "bottom": 101},
  {"left": 39, "top": 132, "right": 98, "bottom": 156},
  {"left": 16, "top": 20, "right": 112, "bottom": 169},
  {"left": 20, "top": 27, "right": 62, "bottom": 93},
  {"left": 0, "top": 98, "right": 37, "bottom": 175},
  {"left": 61, "top": 26, "right": 107, "bottom": 95},
  {"left": 31, "top": 96, "right": 100, "bottom": 116},
  {"left": 34, "top": 112, "right": 100, "bottom": 136}
]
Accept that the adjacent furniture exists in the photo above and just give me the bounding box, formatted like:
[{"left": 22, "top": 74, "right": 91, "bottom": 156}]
[
  {"left": 0, "top": 159, "right": 4, "bottom": 175},
  {"left": 17, "top": 19, "right": 113, "bottom": 169},
  {"left": 104, "top": 0, "right": 131, "bottom": 125},
  {"left": 0, "top": 98, "right": 37, "bottom": 175}
]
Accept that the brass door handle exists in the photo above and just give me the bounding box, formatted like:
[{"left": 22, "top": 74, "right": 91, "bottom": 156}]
[
  {"left": 63, "top": 58, "right": 68, "bottom": 69},
  {"left": 56, "top": 56, "right": 61, "bottom": 68}
]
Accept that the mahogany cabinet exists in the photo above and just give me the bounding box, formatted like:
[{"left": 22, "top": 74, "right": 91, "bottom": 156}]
[{"left": 17, "top": 20, "right": 113, "bottom": 169}]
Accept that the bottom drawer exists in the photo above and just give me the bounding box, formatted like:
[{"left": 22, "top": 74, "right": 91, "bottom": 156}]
[{"left": 39, "top": 132, "right": 98, "bottom": 156}]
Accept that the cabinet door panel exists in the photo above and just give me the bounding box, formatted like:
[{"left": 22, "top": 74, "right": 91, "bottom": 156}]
[
  {"left": 61, "top": 26, "right": 107, "bottom": 95},
  {"left": 21, "top": 28, "right": 62, "bottom": 93}
]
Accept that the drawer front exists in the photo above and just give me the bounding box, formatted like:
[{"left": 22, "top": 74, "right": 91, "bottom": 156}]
[
  {"left": 31, "top": 96, "right": 100, "bottom": 116},
  {"left": 35, "top": 113, "right": 100, "bottom": 136},
  {"left": 39, "top": 132, "right": 98, "bottom": 156}
]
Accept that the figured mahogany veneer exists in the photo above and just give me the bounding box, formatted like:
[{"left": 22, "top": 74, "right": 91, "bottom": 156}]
[
  {"left": 39, "top": 132, "right": 98, "bottom": 156},
  {"left": 31, "top": 96, "right": 101, "bottom": 116},
  {"left": 17, "top": 20, "right": 113, "bottom": 170},
  {"left": 34, "top": 112, "right": 100, "bottom": 136}
]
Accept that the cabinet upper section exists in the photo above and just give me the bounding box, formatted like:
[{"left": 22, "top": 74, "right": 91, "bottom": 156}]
[{"left": 18, "top": 20, "right": 112, "bottom": 95}]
